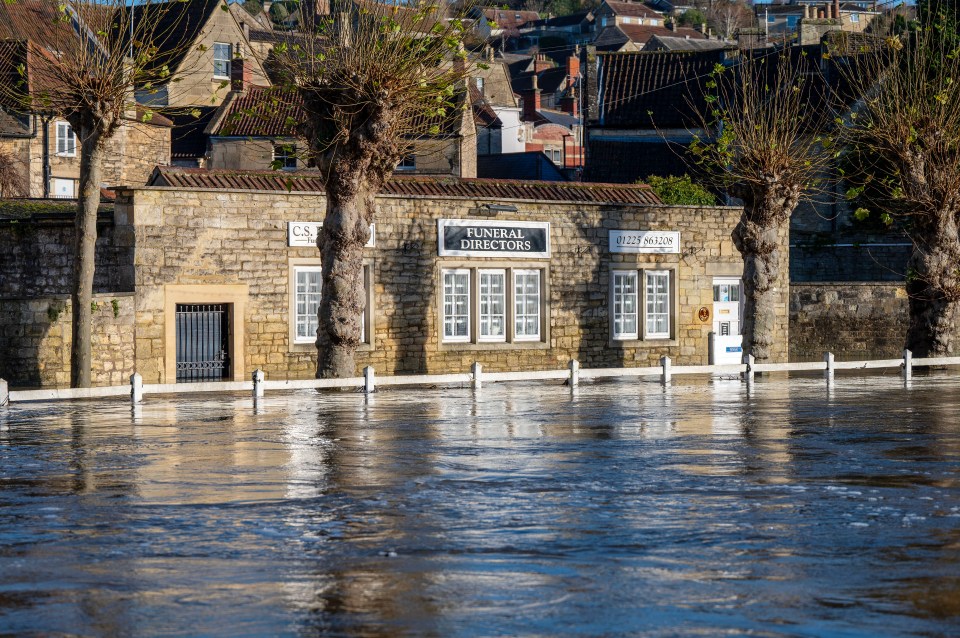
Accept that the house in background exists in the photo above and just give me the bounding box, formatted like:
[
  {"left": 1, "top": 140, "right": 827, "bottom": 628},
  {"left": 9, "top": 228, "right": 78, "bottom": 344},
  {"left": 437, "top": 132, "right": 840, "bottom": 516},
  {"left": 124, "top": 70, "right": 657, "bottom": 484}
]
[
  {"left": 0, "top": 0, "right": 173, "bottom": 198},
  {"left": 205, "top": 58, "right": 477, "bottom": 178},
  {"left": 594, "top": 0, "right": 666, "bottom": 28},
  {"left": 129, "top": 0, "right": 270, "bottom": 108},
  {"left": 584, "top": 49, "right": 727, "bottom": 183}
]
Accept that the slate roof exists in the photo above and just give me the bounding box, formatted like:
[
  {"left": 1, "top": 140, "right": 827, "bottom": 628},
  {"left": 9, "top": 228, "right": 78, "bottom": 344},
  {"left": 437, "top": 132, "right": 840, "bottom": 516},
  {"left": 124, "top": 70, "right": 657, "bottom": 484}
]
[
  {"left": 645, "top": 35, "right": 736, "bottom": 52},
  {"left": 597, "top": 49, "right": 726, "bottom": 128},
  {"left": 162, "top": 106, "right": 218, "bottom": 161},
  {"left": 147, "top": 166, "right": 663, "bottom": 204},
  {"left": 477, "top": 152, "right": 568, "bottom": 181},
  {"left": 620, "top": 23, "right": 707, "bottom": 45},
  {"left": 482, "top": 8, "right": 541, "bottom": 31},
  {"left": 600, "top": 1, "right": 664, "bottom": 20},
  {"left": 0, "top": 109, "right": 31, "bottom": 136},
  {"left": 471, "top": 85, "right": 502, "bottom": 128},
  {"left": 117, "top": 0, "right": 222, "bottom": 79},
  {"left": 533, "top": 11, "right": 593, "bottom": 29}
]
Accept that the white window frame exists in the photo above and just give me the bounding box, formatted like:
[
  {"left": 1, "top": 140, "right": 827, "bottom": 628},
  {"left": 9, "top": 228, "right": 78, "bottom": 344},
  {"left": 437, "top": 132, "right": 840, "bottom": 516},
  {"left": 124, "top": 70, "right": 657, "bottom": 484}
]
[
  {"left": 293, "top": 266, "right": 323, "bottom": 344},
  {"left": 396, "top": 154, "right": 416, "bottom": 171},
  {"left": 478, "top": 269, "right": 506, "bottom": 342},
  {"left": 612, "top": 270, "right": 639, "bottom": 340},
  {"left": 849, "top": 13, "right": 860, "bottom": 23},
  {"left": 273, "top": 143, "right": 297, "bottom": 170},
  {"left": 442, "top": 269, "right": 471, "bottom": 343},
  {"left": 513, "top": 269, "right": 541, "bottom": 341},
  {"left": 213, "top": 42, "right": 232, "bottom": 79},
  {"left": 644, "top": 269, "right": 671, "bottom": 339},
  {"left": 56, "top": 121, "right": 76, "bottom": 157}
]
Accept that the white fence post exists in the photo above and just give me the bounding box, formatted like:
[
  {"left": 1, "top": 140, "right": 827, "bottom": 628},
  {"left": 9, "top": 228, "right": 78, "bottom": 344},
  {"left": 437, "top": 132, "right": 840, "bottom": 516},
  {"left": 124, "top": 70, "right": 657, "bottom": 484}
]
[
  {"left": 824, "top": 352, "right": 835, "bottom": 383},
  {"left": 903, "top": 349, "right": 912, "bottom": 381},
  {"left": 252, "top": 369, "right": 265, "bottom": 399},
  {"left": 743, "top": 354, "right": 755, "bottom": 385},
  {"left": 364, "top": 366, "right": 376, "bottom": 395},
  {"left": 569, "top": 359, "right": 580, "bottom": 389},
  {"left": 130, "top": 373, "right": 143, "bottom": 404},
  {"left": 660, "top": 356, "right": 672, "bottom": 385},
  {"left": 0, "top": 378, "right": 7, "bottom": 407},
  {"left": 472, "top": 362, "right": 482, "bottom": 390}
]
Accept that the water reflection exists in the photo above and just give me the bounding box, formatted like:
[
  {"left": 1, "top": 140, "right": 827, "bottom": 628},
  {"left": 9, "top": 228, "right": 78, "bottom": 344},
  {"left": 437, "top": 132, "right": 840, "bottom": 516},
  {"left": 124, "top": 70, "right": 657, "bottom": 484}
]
[{"left": 0, "top": 375, "right": 958, "bottom": 636}]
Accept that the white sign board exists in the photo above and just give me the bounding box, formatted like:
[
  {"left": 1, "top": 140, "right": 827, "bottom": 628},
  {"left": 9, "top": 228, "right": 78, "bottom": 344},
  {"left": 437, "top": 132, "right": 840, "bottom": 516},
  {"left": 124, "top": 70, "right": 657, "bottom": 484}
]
[
  {"left": 288, "top": 222, "right": 375, "bottom": 248},
  {"left": 609, "top": 230, "right": 680, "bottom": 254}
]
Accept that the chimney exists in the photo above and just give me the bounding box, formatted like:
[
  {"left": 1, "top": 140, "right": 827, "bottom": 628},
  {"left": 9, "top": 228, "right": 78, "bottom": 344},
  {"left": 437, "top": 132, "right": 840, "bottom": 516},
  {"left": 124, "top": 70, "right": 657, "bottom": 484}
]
[
  {"left": 534, "top": 54, "right": 552, "bottom": 74},
  {"left": 699, "top": 22, "right": 707, "bottom": 34},
  {"left": 834, "top": 0, "right": 841, "bottom": 20},
  {"left": 566, "top": 55, "right": 580, "bottom": 87},
  {"left": 486, "top": 45, "right": 494, "bottom": 62},
  {"left": 669, "top": 19, "right": 677, "bottom": 32},
  {"left": 231, "top": 56, "right": 252, "bottom": 91},
  {"left": 522, "top": 75, "right": 541, "bottom": 121},
  {"left": 560, "top": 85, "right": 578, "bottom": 117}
]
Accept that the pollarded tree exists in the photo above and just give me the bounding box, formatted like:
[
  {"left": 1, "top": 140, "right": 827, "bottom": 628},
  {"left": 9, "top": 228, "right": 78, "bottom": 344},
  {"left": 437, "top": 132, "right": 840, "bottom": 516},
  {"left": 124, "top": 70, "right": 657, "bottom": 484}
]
[
  {"left": 269, "top": 0, "right": 477, "bottom": 378},
  {"left": 0, "top": 0, "right": 207, "bottom": 387},
  {"left": 838, "top": 27, "right": 960, "bottom": 356},
  {"left": 690, "top": 50, "right": 833, "bottom": 363}
]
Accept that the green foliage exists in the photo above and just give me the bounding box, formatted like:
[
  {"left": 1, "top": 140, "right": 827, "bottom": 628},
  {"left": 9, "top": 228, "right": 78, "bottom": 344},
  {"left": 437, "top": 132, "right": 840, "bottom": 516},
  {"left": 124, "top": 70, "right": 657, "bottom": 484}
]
[
  {"left": 643, "top": 174, "right": 716, "bottom": 206},
  {"left": 677, "top": 8, "right": 706, "bottom": 27},
  {"left": 269, "top": 1, "right": 291, "bottom": 25},
  {"left": 90, "top": 301, "right": 100, "bottom": 314},
  {"left": 47, "top": 301, "right": 65, "bottom": 324},
  {"left": 111, "top": 299, "right": 121, "bottom": 319},
  {"left": 242, "top": 0, "right": 263, "bottom": 16}
]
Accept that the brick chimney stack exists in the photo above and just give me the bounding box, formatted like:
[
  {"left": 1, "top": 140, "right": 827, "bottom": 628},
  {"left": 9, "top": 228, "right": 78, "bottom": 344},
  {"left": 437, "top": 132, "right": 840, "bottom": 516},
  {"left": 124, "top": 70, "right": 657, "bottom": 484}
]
[
  {"left": 566, "top": 55, "right": 580, "bottom": 88},
  {"left": 522, "top": 74, "right": 541, "bottom": 121},
  {"left": 534, "top": 54, "right": 552, "bottom": 74},
  {"left": 560, "top": 85, "right": 578, "bottom": 117},
  {"left": 231, "top": 56, "right": 251, "bottom": 91}
]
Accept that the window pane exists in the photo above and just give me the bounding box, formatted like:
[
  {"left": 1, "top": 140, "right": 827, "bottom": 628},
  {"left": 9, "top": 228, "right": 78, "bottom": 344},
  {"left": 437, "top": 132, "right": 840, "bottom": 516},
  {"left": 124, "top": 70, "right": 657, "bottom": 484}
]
[
  {"left": 443, "top": 271, "right": 470, "bottom": 340},
  {"left": 295, "top": 268, "right": 322, "bottom": 341},
  {"left": 479, "top": 270, "right": 505, "bottom": 340},
  {"left": 613, "top": 271, "right": 638, "bottom": 339},
  {"left": 645, "top": 271, "right": 670, "bottom": 338},
  {"left": 514, "top": 270, "right": 540, "bottom": 340}
]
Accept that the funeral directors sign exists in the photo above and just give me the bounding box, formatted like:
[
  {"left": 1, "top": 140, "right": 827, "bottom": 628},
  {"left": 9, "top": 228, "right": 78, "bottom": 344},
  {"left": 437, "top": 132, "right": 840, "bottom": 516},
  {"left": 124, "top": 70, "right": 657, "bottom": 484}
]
[
  {"left": 288, "top": 222, "right": 375, "bottom": 248},
  {"left": 609, "top": 230, "right": 680, "bottom": 254},
  {"left": 438, "top": 219, "right": 550, "bottom": 258}
]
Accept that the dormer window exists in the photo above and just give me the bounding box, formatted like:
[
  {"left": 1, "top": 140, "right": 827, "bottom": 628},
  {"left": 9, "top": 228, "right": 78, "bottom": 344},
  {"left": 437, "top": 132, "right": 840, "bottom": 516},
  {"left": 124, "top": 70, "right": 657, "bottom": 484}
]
[
  {"left": 213, "top": 42, "right": 232, "bottom": 79},
  {"left": 273, "top": 144, "right": 297, "bottom": 170},
  {"left": 396, "top": 155, "right": 416, "bottom": 171}
]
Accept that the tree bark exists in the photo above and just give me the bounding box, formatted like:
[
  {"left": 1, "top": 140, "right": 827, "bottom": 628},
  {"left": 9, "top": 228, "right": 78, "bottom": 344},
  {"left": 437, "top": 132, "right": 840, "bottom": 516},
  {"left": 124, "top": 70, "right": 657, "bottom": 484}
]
[
  {"left": 904, "top": 228, "right": 960, "bottom": 357},
  {"left": 732, "top": 215, "right": 783, "bottom": 364},
  {"left": 315, "top": 175, "right": 377, "bottom": 379},
  {"left": 70, "top": 126, "right": 105, "bottom": 388}
]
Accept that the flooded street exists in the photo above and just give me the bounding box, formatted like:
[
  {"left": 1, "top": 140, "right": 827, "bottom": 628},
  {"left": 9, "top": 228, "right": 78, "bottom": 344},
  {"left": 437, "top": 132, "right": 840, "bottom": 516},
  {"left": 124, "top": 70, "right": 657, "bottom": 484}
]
[{"left": 1, "top": 374, "right": 959, "bottom": 637}]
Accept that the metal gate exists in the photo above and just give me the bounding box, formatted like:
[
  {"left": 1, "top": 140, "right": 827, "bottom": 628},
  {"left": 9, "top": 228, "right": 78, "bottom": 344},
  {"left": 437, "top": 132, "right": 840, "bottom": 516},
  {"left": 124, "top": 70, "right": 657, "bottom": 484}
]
[{"left": 175, "top": 304, "right": 231, "bottom": 382}]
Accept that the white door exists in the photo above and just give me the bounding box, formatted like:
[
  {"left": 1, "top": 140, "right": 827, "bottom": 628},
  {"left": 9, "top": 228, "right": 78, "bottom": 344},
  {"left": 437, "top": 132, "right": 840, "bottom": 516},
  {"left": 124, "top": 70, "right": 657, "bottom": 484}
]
[
  {"left": 52, "top": 178, "right": 75, "bottom": 198},
  {"left": 711, "top": 278, "right": 743, "bottom": 364}
]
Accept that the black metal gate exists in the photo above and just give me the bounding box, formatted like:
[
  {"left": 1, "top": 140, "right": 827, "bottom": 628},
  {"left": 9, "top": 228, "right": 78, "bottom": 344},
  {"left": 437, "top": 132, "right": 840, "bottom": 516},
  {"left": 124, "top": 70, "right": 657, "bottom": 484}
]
[{"left": 175, "top": 304, "right": 231, "bottom": 382}]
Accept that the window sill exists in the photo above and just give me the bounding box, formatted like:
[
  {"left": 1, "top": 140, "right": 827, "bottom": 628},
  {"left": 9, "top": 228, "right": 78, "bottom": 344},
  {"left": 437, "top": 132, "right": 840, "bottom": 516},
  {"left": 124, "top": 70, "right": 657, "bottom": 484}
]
[
  {"left": 609, "top": 338, "right": 678, "bottom": 348},
  {"left": 290, "top": 342, "right": 373, "bottom": 354},
  {"left": 440, "top": 340, "right": 548, "bottom": 352}
]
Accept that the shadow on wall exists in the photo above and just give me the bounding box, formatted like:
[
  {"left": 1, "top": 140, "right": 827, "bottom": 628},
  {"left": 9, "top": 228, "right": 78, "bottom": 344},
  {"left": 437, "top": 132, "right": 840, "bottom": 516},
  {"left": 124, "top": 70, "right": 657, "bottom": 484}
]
[{"left": 0, "top": 294, "right": 135, "bottom": 389}]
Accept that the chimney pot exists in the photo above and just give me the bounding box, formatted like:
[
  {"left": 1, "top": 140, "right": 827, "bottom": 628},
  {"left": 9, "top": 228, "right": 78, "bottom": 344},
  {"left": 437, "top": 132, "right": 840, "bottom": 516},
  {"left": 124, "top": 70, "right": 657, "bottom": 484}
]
[{"left": 231, "top": 56, "right": 252, "bottom": 91}]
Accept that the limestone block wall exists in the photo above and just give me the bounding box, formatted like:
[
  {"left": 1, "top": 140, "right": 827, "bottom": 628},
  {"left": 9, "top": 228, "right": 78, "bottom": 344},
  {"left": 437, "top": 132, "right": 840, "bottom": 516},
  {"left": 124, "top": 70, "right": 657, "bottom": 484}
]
[
  {"left": 789, "top": 283, "right": 908, "bottom": 362},
  {"left": 0, "top": 293, "right": 135, "bottom": 388},
  {"left": 117, "top": 187, "right": 779, "bottom": 383}
]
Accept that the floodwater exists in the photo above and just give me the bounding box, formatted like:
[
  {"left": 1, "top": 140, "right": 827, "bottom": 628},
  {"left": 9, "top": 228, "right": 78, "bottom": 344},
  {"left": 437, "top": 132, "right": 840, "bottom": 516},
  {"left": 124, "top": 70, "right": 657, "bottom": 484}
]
[{"left": 1, "top": 374, "right": 959, "bottom": 637}]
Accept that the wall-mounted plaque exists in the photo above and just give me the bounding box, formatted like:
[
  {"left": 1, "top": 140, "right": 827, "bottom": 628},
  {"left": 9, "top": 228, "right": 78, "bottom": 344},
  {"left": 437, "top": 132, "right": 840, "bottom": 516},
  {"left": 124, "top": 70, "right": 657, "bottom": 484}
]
[
  {"left": 288, "top": 222, "right": 375, "bottom": 248},
  {"left": 438, "top": 219, "right": 550, "bottom": 258},
  {"left": 609, "top": 230, "right": 680, "bottom": 254}
]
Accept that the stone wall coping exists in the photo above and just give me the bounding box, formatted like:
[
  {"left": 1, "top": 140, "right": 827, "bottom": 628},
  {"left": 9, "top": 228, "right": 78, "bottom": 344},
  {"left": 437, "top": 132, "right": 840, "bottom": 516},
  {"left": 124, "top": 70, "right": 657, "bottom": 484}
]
[
  {"left": 111, "top": 185, "right": 744, "bottom": 212},
  {"left": 791, "top": 282, "right": 905, "bottom": 288},
  {"left": 0, "top": 291, "right": 136, "bottom": 302}
]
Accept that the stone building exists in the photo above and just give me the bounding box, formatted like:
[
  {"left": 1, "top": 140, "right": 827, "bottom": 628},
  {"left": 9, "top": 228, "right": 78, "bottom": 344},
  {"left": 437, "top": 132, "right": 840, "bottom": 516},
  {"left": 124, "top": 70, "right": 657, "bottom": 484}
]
[{"left": 0, "top": 167, "right": 786, "bottom": 388}]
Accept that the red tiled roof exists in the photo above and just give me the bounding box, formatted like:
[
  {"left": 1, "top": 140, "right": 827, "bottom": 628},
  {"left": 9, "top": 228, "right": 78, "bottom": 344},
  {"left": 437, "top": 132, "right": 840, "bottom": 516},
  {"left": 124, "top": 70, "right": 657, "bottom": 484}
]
[
  {"left": 482, "top": 8, "right": 541, "bottom": 30},
  {"left": 212, "top": 86, "right": 303, "bottom": 137},
  {"left": 620, "top": 23, "right": 706, "bottom": 44},
  {"left": 147, "top": 167, "right": 663, "bottom": 205}
]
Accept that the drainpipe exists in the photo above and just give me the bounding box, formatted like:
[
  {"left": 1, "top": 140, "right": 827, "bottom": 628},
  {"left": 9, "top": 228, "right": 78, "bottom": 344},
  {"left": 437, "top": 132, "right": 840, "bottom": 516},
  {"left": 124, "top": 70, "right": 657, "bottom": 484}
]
[{"left": 41, "top": 117, "right": 51, "bottom": 198}]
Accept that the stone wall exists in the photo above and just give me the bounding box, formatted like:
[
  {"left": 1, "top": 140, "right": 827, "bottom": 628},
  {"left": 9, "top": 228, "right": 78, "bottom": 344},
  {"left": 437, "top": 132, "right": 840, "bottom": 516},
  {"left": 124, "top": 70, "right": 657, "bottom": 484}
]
[
  {"left": 790, "top": 244, "right": 911, "bottom": 282},
  {"left": 0, "top": 292, "right": 135, "bottom": 388},
  {"left": 116, "top": 188, "right": 784, "bottom": 384},
  {"left": 789, "top": 282, "right": 908, "bottom": 362}
]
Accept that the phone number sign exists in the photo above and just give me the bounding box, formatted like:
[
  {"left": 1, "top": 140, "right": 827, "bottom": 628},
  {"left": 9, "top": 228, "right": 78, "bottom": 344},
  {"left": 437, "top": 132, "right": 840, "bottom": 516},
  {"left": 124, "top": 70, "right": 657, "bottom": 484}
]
[{"left": 609, "top": 230, "right": 680, "bottom": 254}]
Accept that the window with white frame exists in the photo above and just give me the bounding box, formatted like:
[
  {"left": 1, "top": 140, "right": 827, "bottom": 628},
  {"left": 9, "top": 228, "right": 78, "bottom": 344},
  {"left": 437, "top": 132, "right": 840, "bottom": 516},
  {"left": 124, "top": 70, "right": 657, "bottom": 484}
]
[
  {"left": 213, "top": 42, "right": 232, "bottom": 79},
  {"left": 56, "top": 121, "right": 76, "bottom": 157},
  {"left": 514, "top": 269, "right": 541, "bottom": 341},
  {"left": 294, "top": 266, "right": 323, "bottom": 343},
  {"left": 443, "top": 269, "right": 471, "bottom": 342},
  {"left": 611, "top": 268, "right": 672, "bottom": 340},
  {"left": 273, "top": 144, "right": 297, "bottom": 170},
  {"left": 612, "top": 270, "right": 639, "bottom": 340},
  {"left": 441, "top": 267, "right": 545, "bottom": 344},
  {"left": 645, "top": 270, "right": 671, "bottom": 339},
  {"left": 478, "top": 269, "right": 506, "bottom": 341},
  {"left": 396, "top": 154, "right": 416, "bottom": 171},
  {"left": 849, "top": 13, "right": 860, "bottom": 23},
  {"left": 292, "top": 264, "right": 372, "bottom": 346}
]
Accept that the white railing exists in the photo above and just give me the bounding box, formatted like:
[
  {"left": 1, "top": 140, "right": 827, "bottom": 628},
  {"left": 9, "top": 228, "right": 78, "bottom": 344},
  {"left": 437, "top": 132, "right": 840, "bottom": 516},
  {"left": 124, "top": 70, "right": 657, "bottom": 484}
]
[{"left": 0, "top": 350, "right": 957, "bottom": 406}]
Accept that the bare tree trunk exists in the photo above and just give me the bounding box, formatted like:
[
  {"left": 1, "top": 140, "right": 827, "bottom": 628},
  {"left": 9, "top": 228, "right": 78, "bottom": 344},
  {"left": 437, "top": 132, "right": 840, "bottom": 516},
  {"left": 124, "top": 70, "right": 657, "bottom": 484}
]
[
  {"left": 70, "top": 128, "right": 105, "bottom": 388},
  {"left": 732, "top": 214, "right": 784, "bottom": 363},
  {"left": 904, "top": 230, "right": 960, "bottom": 357},
  {"left": 315, "top": 176, "right": 376, "bottom": 378}
]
